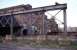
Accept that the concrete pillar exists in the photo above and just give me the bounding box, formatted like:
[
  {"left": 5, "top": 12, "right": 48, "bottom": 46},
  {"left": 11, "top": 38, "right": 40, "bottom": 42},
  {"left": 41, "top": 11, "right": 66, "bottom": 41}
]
[{"left": 63, "top": 9, "right": 67, "bottom": 35}]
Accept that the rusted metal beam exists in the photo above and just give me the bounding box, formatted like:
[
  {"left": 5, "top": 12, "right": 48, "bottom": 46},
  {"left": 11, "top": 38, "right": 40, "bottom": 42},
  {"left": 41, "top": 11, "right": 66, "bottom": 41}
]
[{"left": 0, "top": 4, "right": 67, "bottom": 16}]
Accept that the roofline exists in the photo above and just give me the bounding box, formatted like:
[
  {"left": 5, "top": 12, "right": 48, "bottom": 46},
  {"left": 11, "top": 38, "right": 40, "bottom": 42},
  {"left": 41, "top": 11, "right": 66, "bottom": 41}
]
[{"left": 0, "top": 4, "right": 32, "bottom": 11}]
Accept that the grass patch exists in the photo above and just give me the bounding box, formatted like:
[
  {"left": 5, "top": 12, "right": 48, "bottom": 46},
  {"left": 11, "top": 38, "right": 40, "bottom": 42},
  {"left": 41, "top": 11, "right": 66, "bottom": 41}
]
[
  {"left": 12, "top": 39, "right": 71, "bottom": 48},
  {"left": 70, "top": 41, "right": 77, "bottom": 48},
  {"left": 2, "top": 36, "right": 72, "bottom": 48}
]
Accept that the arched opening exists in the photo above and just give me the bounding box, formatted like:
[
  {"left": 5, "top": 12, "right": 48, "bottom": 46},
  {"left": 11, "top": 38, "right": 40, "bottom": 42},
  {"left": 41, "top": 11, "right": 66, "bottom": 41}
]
[
  {"left": 21, "top": 24, "right": 28, "bottom": 36},
  {"left": 23, "top": 29, "right": 28, "bottom": 35}
]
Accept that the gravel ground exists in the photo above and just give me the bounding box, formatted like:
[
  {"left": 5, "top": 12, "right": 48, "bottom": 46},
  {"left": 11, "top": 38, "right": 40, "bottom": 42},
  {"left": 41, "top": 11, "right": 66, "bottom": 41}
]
[{"left": 0, "top": 43, "right": 76, "bottom": 50}]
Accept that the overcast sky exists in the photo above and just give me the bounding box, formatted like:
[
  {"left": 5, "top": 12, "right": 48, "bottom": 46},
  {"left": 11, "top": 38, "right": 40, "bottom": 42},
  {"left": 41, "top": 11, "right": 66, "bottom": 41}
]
[{"left": 0, "top": 0, "right": 77, "bottom": 27}]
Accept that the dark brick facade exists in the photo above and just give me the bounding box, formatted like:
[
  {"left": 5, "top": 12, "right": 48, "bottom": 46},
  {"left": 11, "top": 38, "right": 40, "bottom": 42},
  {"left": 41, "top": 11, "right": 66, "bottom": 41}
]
[{"left": 0, "top": 4, "right": 58, "bottom": 36}]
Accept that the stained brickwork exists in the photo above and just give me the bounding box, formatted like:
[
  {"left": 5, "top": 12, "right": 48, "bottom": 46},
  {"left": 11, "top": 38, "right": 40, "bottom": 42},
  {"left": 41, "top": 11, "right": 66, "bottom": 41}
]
[{"left": 0, "top": 4, "right": 58, "bottom": 36}]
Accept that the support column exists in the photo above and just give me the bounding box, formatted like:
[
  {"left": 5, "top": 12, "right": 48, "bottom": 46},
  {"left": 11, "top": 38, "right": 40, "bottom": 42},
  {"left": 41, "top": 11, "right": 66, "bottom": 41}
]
[
  {"left": 10, "top": 14, "right": 13, "bottom": 39},
  {"left": 42, "top": 12, "right": 45, "bottom": 35},
  {"left": 63, "top": 9, "right": 67, "bottom": 35}
]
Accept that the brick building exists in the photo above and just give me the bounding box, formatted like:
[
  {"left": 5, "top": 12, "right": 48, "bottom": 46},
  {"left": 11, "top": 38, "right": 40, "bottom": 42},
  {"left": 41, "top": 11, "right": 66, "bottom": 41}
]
[{"left": 0, "top": 4, "right": 58, "bottom": 36}]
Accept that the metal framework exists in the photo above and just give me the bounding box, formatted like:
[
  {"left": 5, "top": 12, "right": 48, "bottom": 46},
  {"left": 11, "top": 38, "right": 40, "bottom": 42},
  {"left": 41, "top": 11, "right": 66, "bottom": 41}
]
[
  {"left": 0, "top": 4, "right": 67, "bottom": 35},
  {"left": 0, "top": 4, "right": 67, "bottom": 16}
]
